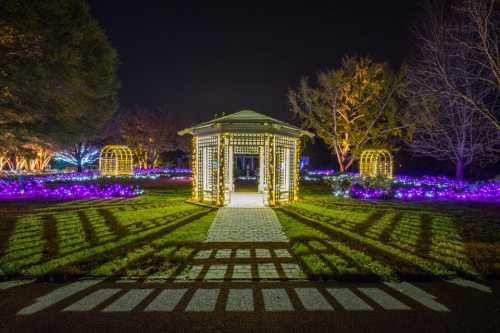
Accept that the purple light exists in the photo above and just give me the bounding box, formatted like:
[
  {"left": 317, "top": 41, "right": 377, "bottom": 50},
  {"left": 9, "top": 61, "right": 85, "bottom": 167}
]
[
  {"left": 133, "top": 167, "right": 192, "bottom": 175},
  {"left": 307, "top": 169, "right": 336, "bottom": 176},
  {"left": 331, "top": 174, "right": 500, "bottom": 202},
  {"left": 0, "top": 177, "right": 142, "bottom": 201}
]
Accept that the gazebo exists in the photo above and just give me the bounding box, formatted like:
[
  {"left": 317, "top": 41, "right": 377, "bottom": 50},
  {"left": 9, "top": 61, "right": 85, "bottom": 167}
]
[{"left": 178, "top": 110, "right": 313, "bottom": 207}]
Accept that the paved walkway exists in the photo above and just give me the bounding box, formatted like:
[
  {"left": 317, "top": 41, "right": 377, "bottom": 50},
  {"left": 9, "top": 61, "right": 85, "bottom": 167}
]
[
  {"left": 205, "top": 208, "right": 288, "bottom": 243},
  {"left": 2, "top": 279, "right": 498, "bottom": 332},
  {"left": 227, "top": 192, "right": 265, "bottom": 208},
  {"left": 183, "top": 247, "right": 305, "bottom": 281},
  {"left": 15, "top": 280, "right": 460, "bottom": 315}
]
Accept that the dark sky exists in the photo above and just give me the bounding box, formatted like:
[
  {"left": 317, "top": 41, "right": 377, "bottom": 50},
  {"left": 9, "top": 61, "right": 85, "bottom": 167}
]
[{"left": 87, "top": 1, "right": 419, "bottom": 126}]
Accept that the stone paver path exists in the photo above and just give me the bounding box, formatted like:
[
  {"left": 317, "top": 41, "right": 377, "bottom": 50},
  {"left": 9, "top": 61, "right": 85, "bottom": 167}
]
[
  {"left": 16, "top": 280, "right": 463, "bottom": 315},
  {"left": 180, "top": 207, "right": 305, "bottom": 281},
  {"left": 205, "top": 208, "right": 288, "bottom": 242}
]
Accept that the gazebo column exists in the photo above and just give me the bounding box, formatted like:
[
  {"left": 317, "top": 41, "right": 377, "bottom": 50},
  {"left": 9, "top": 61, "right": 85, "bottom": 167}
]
[
  {"left": 267, "top": 135, "right": 276, "bottom": 206},
  {"left": 228, "top": 144, "right": 234, "bottom": 192},
  {"left": 191, "top": 137, "right": 198, "bottom": 201},
  {"left": 293, "top": 138, "right": 301, "bottom": 201},
  {"left": 216, "top": 134, "right": 227, "bottom": 206},
  {"left": 258, "top": 146, "right": 265, "bottom": 192}
]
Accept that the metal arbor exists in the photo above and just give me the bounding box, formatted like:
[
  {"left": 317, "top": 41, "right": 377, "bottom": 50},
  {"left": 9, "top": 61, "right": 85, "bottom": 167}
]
[
  {"left": 178, "top": 110, "right": 313, "bottom": 207},
  {"left": 99, "top": 145, "right": 134, "bottom": 176},
  {"left": 359, "top": 149, "right": 393, "bottom": 179}
]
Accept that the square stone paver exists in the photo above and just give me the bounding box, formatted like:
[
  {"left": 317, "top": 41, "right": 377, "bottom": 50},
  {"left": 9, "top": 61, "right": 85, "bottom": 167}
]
[
  {"left": 226, "top": 289, "right": 254, "bottom": 311},
  {"left": 262, "top": 289, "right": 294, "bottom": 312},
  {"left": 258, "top": 263, "right": 280, "bottom": 279},
  {"left": 294, "top": 288, "right": 334, "bottom": 311},
  {"left": 215, "top": 249, "right": 232, "bottom": 259},
  {"left": 231, "top": 265, "right": 253, "bottom": 280},
  {"left": 235, "top": 249, "right": 251, "bottom": 258},
  {"left": 145, "top": 289, "right": 188, "bottom": 312},
  {"left": 185, "top": 289, "right": 220, "bottom": 312},
  {"left": 194, "top": 250, "right": 213, "bottom": 259},
  {"left": 187, "top": 265, "right": 204, "bottom": 280},
  {"left": 274, "top": 249, "right": 292, "bottom": 258},
  {"left": 255, "top": 249, "right": 272, "bottom": 258},
  {"left": 204, "top": 265, "right": 228, "bottom": 280},
  {"left": 102, "top": 289, "right": 154, "bottom": 312},
  {"left": 281, "top": 263, "right": 305, "bottom": 279}
]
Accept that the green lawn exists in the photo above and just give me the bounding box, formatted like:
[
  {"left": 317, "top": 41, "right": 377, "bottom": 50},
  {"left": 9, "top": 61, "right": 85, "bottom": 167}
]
[
  {"left": 277, "top": 184, "right": 500, "bottom": 281},
  {"left": 0, "top": 184, "right": 215, "bottom": 280},
  {"left": 1, "top": 182, "right": 499, "bottom": 282}
]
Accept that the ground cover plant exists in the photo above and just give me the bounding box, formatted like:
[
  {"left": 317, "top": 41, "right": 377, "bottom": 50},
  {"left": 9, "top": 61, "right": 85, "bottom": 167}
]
[
  {"left": 278, "top": 183, "right": 500, "bottom": 281},
  {"left": 326, "top": 173, "right": 500, "bottom": 201},
  {"left": 0, "top": 183, "right": 214, "bottom": 280}
]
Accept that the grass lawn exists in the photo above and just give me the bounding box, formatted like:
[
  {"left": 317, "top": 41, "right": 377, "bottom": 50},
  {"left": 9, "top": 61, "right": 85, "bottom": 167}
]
[
  {"left": 0, "top": 183, "right": 215, "bottom": 280},
  {"left": 1, "top": 181, "right": 499, "bottom": 282},
  {"left": 277, "top": 184, "right": 500, "bottom": 281}
]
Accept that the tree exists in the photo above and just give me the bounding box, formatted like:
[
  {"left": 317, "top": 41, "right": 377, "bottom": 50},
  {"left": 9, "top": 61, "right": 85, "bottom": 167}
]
[
  {"left": 53, "top": 142, "right": 99, "bottom": 172},
  {"left": 408, "top": 0, "right": 499, "bottom": 130},
  {"left": 116, "top": 105, "right": 179, "bottom": 169},
  {"left": 0, "top": 0, "right": 119, "bottom": 152},
  {"left": 405, "top": 0, "right": 500, "bottom": 180},
  {"left": 404, "top": 99, "right": 499, "bottom": 180},
  {"left": 289, "top": 56, "right": 403, "bottom": 172}
]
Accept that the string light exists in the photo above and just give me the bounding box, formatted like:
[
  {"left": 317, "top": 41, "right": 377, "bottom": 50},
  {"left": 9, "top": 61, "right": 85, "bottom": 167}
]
[
  {"left": 0, "top": 178, "right": 142, "bottom": 200},
  {"left": 330, "top": 174, "right": 500, "bottom": 202},
  {"left": 99, "top": 145, "right": 134, "bottom": 176},
  {"left": 359, "top": 149, "right": 393, "bottom": 179},
  {"left": 53, "top": 144, "right": 99, "bottom": 168}
]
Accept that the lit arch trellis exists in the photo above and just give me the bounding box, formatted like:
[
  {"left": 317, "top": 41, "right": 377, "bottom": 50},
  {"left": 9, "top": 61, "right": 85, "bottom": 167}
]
[
  {"left": 359, "top": 149, "right": 393, "bottom": 179},
  {"left": 179, "top": 110, "right": 313, "bottom": 206},
  {"left": 99, "top": 145, "right": 134, "bottom": 176}
]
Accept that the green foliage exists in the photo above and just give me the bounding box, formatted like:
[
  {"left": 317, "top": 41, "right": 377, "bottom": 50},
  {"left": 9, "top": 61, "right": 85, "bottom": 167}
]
[
  {"left": 0, "top": 185, "right": 214, "bottom": 278},
  {"left": 328, "top": 174, "right": 392, "bottom": 197},
  {"left": 0, "top": 0, "right": 119, "bottom": 149},
  {"left": 277, "top": 186, "right": 500, "bottom": 280},
  {"left": 289, "top": 56, "right": 404, "bottom": 172}
]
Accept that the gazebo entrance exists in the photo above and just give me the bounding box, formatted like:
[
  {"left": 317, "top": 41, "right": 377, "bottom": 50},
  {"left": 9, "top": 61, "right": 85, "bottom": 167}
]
[
  {"left": 178, "top": 110, "right": 313, "bottom": 207},
  {"left": 233, "top": 154, "right": 259, "bottom": 192}
]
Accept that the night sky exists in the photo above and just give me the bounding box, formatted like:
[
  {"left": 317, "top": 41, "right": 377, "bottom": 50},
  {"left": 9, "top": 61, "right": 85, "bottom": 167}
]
[
  {"left": 87, "top": 1, "right": 419, "bottom": 125},
  {"left": 88, "top": 1, "right": 470, "bottom": 173}
]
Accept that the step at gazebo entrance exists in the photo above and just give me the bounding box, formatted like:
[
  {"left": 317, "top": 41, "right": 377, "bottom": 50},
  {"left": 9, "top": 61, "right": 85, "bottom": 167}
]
[{"left": 178, "top": 110, "right": 313, "bottom": 207}]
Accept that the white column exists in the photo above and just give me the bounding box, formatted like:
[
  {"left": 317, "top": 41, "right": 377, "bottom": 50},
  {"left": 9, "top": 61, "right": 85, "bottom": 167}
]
[
  {"left": 228, "top": 145, "right": 234, "bottom": 192},
  {"left": 259, "top": 146, "right": 265, "bottom": 192}
]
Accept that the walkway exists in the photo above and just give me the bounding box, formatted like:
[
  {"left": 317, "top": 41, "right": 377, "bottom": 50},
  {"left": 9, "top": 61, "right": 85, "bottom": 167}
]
[
  {"left": 205, "top": 208, "right": 288, "bottom": 243},
  {"left": 3, "top": 279, "right": 498, "bottom": 332},
  {"left": 227, "top": 192, "right": 265, "bottom": 208},
  {"left": 15, "top": 279, "right": 458, "bottom": 315}
]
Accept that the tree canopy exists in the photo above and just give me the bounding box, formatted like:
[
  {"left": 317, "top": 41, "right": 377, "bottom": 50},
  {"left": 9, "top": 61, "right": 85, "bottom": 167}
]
[
  {"left": 111, "top": 105, "right": 181, "bottom": 169},
  {"left": 0, "top": 0, "right": 119, "bottom": 151},
  {"left": 289, "top": 56, "right": 403, "bottom": 172}
]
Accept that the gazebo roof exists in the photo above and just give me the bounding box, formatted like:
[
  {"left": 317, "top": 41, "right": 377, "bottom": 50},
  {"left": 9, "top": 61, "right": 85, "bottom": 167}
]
[{"left": 178, "top": 110, "right": 314, "bottom": 138}]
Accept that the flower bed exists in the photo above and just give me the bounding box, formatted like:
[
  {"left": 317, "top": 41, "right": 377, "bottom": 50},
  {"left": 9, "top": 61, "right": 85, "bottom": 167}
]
[
  {"left": 328, "top": 174, "right": 500, "bottom": 202},
  {"left": 0, "top": 177, "right": 142, "bottom": 201}
]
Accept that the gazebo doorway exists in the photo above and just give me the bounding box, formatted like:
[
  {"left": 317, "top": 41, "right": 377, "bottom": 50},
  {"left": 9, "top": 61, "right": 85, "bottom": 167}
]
[
  {"left": 178, "top": 110, "right": 313, "bottom": 207},
  {"left": 233, "top": 154, "right": 259, "bottom": 192}
]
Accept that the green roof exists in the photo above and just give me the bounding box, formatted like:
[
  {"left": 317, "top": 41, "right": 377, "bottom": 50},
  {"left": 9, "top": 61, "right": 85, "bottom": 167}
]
[{"left": 178, "top": 110, "right": 313, "bottom": 137}]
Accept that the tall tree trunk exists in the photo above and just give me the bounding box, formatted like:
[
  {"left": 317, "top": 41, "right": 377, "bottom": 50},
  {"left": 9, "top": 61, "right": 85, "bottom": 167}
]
[{"left": 455, "top": 159, "right": 464, "bottom": 181}]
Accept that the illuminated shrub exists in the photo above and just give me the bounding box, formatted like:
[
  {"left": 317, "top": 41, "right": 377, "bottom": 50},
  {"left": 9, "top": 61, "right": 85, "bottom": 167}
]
[{"left": 99, "top": 145, "right": 134, "bottom": 176}]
